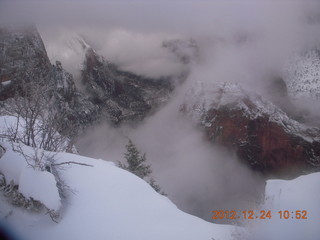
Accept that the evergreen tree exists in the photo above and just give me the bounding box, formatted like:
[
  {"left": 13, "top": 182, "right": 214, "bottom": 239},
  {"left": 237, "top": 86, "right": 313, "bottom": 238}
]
[
  {"left": 148, "top": 178, "right": 162, "bottom": 193},
  {"left": 120, "top": 139, "right": 151, "bottom": 179},
  {"left": 118, "top": 139, "right": 165, "bottom": 195}
]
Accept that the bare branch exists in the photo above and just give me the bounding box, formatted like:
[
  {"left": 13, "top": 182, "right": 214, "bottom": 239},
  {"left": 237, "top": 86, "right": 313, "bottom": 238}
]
[
  {"left": 45, "top": 209, "right": 59, "bottom": 223},
  {"left": 52, "top": 161, "right": 93, "bottom": 167}
]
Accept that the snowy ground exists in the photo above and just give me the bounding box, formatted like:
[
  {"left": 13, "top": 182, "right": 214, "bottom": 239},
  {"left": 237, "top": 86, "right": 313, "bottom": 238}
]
[
  {"left": 243, "top": 173, "right": 320, "bottom": 240},
  {"left": 0, "top": 114, "right": 320, "bottom": 240},
  {"left": 0, "top": 141, "right": 237, "bottom": 240}
]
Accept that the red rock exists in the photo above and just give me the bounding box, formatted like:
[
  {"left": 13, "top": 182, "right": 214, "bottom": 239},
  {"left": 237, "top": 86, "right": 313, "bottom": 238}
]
[{"left": 183, "top": 82, "right": 320, "bottom": 178}]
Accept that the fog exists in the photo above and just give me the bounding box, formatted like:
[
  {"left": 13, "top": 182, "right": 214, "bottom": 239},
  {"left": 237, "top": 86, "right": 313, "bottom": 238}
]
[
  {"left": 76, "top": 83, "right": 265, "bottom": 221},
  {"left": 3, "top": 0, "right": 320, "bottom": 81},
  {"left": 2, "top": 0, "right": 320, "bottom": 223}
]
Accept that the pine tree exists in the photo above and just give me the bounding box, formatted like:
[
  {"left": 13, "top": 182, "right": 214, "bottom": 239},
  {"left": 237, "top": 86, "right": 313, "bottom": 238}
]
[
  {"left": 118, "top": 139, "right": 165, "bottom": 195},
  {"left": 148, "top": 178, "right": 161, "bottom": 193},
  {"left": 120, "top": 139, "right": 151, "bottom": 179}
]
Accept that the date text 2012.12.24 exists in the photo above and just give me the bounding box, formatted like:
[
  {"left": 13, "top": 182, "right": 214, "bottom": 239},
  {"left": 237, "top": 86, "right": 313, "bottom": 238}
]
[{"left": 211, "top": 210, "right": 308, "bottom": 220}]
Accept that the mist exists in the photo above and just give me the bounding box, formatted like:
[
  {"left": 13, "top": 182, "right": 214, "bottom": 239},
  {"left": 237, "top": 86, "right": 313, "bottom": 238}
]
[
  {"left": 3, "top": 0, "right": 320, "bottom": 81},
  {"left": 76, "top": 83, "right": 265, "bottom": 222},
  {"left": 2, "top": 0, "right": 320, "bottom": 224}
]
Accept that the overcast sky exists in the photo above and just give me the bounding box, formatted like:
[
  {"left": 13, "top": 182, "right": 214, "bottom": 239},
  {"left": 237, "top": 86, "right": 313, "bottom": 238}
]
[{"left": 2, "top": 0, "right": 320, "bottom": 79}]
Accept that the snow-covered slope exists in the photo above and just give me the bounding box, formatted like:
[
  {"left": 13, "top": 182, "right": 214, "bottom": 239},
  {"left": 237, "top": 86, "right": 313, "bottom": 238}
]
[
  {"left": 0, "top": 142, "right": 236, "bottom": 240},
  {"left": 2, "top": 140, "right": 320, "bottom": 240},
  {"left": 247, "top": 172, "right": 320, "bottom": 240}
]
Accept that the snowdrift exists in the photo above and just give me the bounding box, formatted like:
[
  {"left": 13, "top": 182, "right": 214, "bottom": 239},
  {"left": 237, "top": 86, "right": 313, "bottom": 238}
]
[
  {"left": 0, "top": 142, "right": 236, "bottom": 240},
  {"left": 248, "top": 173, "right": 320, "bottom": 240}
]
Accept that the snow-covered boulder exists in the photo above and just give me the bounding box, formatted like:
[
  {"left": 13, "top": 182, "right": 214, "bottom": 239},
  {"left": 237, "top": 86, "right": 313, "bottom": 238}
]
[{"left": 0, "top": 142, "right": 61, "bottom": 211}]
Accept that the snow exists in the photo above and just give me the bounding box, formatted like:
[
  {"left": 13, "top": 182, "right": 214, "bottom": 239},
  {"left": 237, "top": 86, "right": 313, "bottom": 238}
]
[
  {"left": 0, "top": 142, "right": 26, "bottom": 184},
  {"left": 183, "top": 81, "right": 243, "bottom": 124},
  {"left": 246, "top": 173, "right": 320, "bottom": 240},
  {"left": 184, "top": 81, "right": 319, "bottom": 143},
  {"left": 1, "top": 80, "right": 11, "bottom": 86},
  {"left": 2, "top": 141, "right": 320, "bottom": 240},
  {"left": 0, "top": 142, "right": 61, "bottom": 211},
  {"left": 265, "top": 173, "right": 320, "bottom": 215},
  {"left": 19, "top": 168, "right": 61, "bottom": 211},
  {"left": 0, "top": 115, "right": 70, "bottom": 152},
  {"left": 0, "top": 115, "right": 21, "bottom": 137},
  {"left": 1, "top": 114, "right": 319, "bottom": 239},
  {"left": 0, "top": 142, "right": 237, "bottom": 240}
]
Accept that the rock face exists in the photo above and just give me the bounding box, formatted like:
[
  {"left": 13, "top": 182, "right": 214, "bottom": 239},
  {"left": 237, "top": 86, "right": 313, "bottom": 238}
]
[
  {"left": 82, "top": 48, "right": 174, "bottom": 124},
  {"left": 50, "top": 61, "right": 99, "bottom": 133},
  {"left": 183, "top": 82, "right": 320, "bottom": 178},
  {"left": 0, "top": 26, "right": 100, "bottom": 134},
  {"left": 0, "top": 26, "right": 51, "bottom": 100},
  {"left": 0, "top": 26, "right": 175, "bottom": 133}
]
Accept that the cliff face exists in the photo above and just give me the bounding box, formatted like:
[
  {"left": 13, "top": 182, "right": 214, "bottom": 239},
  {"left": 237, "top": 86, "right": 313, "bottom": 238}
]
[
  {"left": 0, "top": 26, "right": 99, "bottom": 134},
  {"left": 183, "top": 82, "right": 320, "bottom": 178},
  {"left": 82, "top": 48, "right": 174, "bottom": 124},
  {"left": 49, "top": 61, "right": 100, "bottom": 133},
  {"left": 0, "top": 26, "right": 51, "bottom": 100},
  {"left": 205, "top": 107, "right": 320, "bottom": 177},
  {"left": 0, "top": 26, "right": 176, "bottom": 133}
]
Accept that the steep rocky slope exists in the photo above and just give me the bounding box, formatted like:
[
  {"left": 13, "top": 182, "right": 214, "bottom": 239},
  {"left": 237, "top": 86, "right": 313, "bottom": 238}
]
[
  {"left": 0, "top": 26, "right": 99, "bottom": 136},
  {"left": 183, "top": 81, "right": 320, "bottom": 178},
  {"left": 0, "top": 26, "right": 176, "bottom": 135},
  {"left": 0, "top": 26, "right": 51, "bottom": 100},
  {"left": 82, "top": 48, "right": 174, "bottom": 124},
  {"left": 44, "top": 33, "right": 194, "bottom": 125}
]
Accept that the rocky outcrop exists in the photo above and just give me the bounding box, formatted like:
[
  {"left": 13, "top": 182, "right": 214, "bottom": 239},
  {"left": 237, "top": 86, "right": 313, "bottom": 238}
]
[
  {"left": 0, "top": 26, "right": 99, "bottom": 135},
  {"left": 0, "top": 26, "right": 51, "bottom": 100},
  {"left": 82, "top": 48, "right": 174, "bottom": 124},
  {"left": 183, "top": 82, "right": 320, "bottom": 178},
  {"left": 50, "top": 61, "right": 99, "bottom": 134},
  {"left": 0, "top": 26, "right": 176, "bottom": 133}
]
